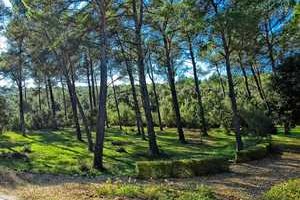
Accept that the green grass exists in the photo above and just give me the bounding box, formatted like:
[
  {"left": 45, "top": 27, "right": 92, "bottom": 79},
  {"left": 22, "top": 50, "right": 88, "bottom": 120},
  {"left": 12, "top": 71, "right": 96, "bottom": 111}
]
[
  {"left": 272, "top": 126, "right": 300, "bottom": 147},
  {"left": 0, "top": 126, "right": 299, "bottom": 176},
  {"left": 261, "top": 179, "right": 300, "bottom": 200},
  {"left": 95, "top": 180, "right": 216, "bottom": 200}
]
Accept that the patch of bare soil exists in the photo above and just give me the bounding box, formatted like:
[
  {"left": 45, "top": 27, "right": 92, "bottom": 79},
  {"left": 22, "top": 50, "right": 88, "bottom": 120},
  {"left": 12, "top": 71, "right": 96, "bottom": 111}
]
[
  {"left": 175, "top": 152, "right": 300, "bottom": 200},
  {"left": 0, "top": 152, "right": 299, "bottom": 200}
]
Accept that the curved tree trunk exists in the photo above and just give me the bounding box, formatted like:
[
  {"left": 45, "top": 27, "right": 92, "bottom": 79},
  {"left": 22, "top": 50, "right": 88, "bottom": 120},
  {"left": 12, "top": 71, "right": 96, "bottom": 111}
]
[{"left": 188, "top": 36, "right": 208, "bottom": 136}]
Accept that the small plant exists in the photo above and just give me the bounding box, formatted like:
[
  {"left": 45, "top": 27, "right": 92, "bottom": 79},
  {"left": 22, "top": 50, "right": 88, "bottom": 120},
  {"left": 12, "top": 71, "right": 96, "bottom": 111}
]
[
  {"left": 261, "top": 179, "right": 300, "bottom": 200},
  {"left": 78, "top": 159, "right": 91, "bottom": 173},
  {"left": 22, "top": 144, "right": 32, "bottom": 153}
]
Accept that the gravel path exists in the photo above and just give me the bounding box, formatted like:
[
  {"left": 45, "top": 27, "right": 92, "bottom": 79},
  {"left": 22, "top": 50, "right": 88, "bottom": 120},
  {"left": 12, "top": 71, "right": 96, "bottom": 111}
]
[
  {"left": 182, "top": 152, "right": 300, "bottom": 200},
  {"left": 0, "top": 152, "right": 299, "bottom": 200}
]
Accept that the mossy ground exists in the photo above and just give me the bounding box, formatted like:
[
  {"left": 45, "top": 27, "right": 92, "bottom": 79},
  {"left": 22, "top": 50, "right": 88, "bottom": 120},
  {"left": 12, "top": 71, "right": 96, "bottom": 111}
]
[{"left": 0, "top": 127, "right": 299, "bottom": 176}]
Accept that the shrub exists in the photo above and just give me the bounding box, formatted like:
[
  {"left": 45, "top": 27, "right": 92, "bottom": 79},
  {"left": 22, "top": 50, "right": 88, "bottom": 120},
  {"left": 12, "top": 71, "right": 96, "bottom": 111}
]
[
  {"left": 240, "top": 105, "right": 277, "bottom": 137},
  {"left": 235, "top": 143, "right": 270, "bottom": 163},
  {"left": 136, "top": 160, "right": 173, "bottom": 179},
  {"left": 261, "top": 179, "right": 300, "bottom": 200},
  {"left": 0, "top": 95, "right": 9, "bottom": 133},
  {"left": 136, "top": 157, "right": 229, "bottom": 179}
]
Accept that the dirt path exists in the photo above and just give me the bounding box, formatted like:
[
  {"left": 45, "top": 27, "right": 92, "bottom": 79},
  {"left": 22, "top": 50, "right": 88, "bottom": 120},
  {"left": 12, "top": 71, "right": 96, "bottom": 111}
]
[
  {"left": 181, "top": 152, "right": 300, "bottom": 200},
  {"left": 0, "top": 152, "right": 299, "bottom": 200}
]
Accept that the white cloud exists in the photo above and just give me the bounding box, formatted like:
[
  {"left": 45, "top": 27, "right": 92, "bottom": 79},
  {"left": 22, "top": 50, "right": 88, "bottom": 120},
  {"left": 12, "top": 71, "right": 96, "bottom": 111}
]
[
  {"left": 2, "top": 0, "right": 12, "bottom": 7},
  {"left": 0, "top": 36, "right": 7, "bottom": 51}
]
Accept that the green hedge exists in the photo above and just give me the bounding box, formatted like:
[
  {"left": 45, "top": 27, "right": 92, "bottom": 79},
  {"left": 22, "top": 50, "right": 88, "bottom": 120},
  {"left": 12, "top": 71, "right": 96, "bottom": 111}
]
[
  {"left": 136, "top": 157, "right": 229, "bottom": 179},
  {"left": 261, "top": 179, "right": 300, "bottom": 200},
  {"left": 235, "top": 143, "right": 270, "bottom": 163},
  {"left": 270, "top": 142, "right": 300, "bottom": 153}
]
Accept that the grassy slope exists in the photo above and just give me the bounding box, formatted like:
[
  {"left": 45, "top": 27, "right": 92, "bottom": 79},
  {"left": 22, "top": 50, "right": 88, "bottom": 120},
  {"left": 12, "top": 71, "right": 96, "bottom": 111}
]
[{"left": 0, "top": 127, "right": 299, "bottom": 176}]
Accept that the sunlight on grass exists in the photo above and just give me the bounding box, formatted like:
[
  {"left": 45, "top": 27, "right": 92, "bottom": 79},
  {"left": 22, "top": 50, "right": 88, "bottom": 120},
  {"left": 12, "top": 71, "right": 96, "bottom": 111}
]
[{"left": 0, "top": 127, "right": 299, "bottom": 176}]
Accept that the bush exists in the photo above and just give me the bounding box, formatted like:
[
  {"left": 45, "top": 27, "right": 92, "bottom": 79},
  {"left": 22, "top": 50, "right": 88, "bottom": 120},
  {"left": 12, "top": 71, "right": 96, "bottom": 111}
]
[
  {"left": 136, "top": 157, "right": 229, "bottom": 179},
  {"left": 261, "top": 179, "right": 300, "bottom": 200},
  {"left": 240, "top": 105, "right": 276, "bottom": 137},
  {"left": 0, "top": 95, "right": 9, "bottom": 133},
  {"left": 235, "top": 143, "right": 270, "bottom": 163}
]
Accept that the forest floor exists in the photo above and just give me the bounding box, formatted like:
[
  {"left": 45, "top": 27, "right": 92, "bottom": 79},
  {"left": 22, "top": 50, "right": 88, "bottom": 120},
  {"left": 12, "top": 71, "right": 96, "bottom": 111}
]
[
  {"left": 0, "top": 127, "right": 299, "bottom": 200},
  {"left": 0, "top": 152, "right": 299, "bottom": 200}
]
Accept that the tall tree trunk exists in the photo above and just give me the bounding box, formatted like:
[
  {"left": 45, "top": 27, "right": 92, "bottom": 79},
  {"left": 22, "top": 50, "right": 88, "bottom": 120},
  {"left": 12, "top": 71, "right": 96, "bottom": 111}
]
[
  {"left": 188, "top": 36, "right": 208, "bottom": 136},
  {"left": 110, "top": 74, "right": 122, "bottom": 131},
  {"left": 45, "top": 78, "right": 51, "bottom": 111},
  {"left": 88, "top": 53, "right": 97, "bottom": 108},
  {"left": 94, "top": 73, "right": 99, "bottom": 102},
  {"left": 132, "top": 0, "right": 159, "bottom": 156},
  {"left": 238, "top": 54, "right": 252, "bottom": 99},
  {"left": 224, "top": 50, "right": 243, "bottom": 151},
  {"left": 60, "top": 77, "right": 67, "bottom": 120},
  {"left": 211, "top": 1, "right": 243, "bottom": 151},
  {"left": 116, "top": 32, "right": 145, "bottom": 137},
  {"left": 93, "top": 0, "right": 109, "bottom": 170},
  {"left": 86, "top": 61, "right": 93, "bottom": 110},
  {"left": 264, "top": 21, "right": 276, "bottom": 73},
  {"left": 47, "top": 77, "right": 58, "bottom": 129},
  {"left": 163, "top": 36, "right": 186, "bottom": 143},
  {"left": 147, "top": 54, "right": 163, "bottom": 132},
  {"left": 215, "top": 63, "right": 226, "bottom": 98},
  {"left": 75, "top": 93, "right": 94, "bottom": 152},
  {"left": 250, "top": 64, "right": 271, "bottom": 113},
  {"left": 65, "top": 73, "right": 82, "bottom": 141},
  {"left": 38, "top": 81, "right": 42, "bottom": 112},
  {"left": 23, "top": 80, "right": 27, "bottom": 103},
  {"left": 69, "top": 60, "right": 93, "bottom": 151},
  {"left": 17, "top": 81, "right": 25, "bottom": 135}
]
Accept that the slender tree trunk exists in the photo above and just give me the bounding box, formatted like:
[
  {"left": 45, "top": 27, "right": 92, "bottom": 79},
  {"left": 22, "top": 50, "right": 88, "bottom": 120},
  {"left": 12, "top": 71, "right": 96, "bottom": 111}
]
[
  {"left": 93, "top": 0, "right": 109, "bottom": 170},
  {"left": 148, "top": 54, "right": 163, "bottom": 131},
  {"left": 238, "top": 54, "right": 252, "bottom": 99},
  {"left": 105, "top": 109, "right": 110, "bottom": 128},
  {"left": 45, "top": 78, "right": 51, "bottom": 110},
  {"left": 38, "top": 81, "right": 42, "bottom": 112},
  {"left": 88, "top": 54, "right": 97, "bottom": 108},
  {"left": 17, "top": 81, "right": 25, "bottom": 135},
  {"left": 215, "top": 63, "right": 226, "bottom": 97},
  {"left": 188, "top": 36, "right": 208, "bottom": 136},
  {"left": 116, "top": 32, "right": 145, "bottom": 137},
  {"left": 94, "top": 73, "right": 99, "bottom": 102},
  {"left": 224, "top": 50, "right": 243, "bottom": 151},
  {"left": 163, "top": 36, "right": 186, "bottom": 143},
  {"left": 69, "top": 61, "right": 93, "bottom": 150},
  {"left": 47, "top": 77, "right": 58, "bottom": 129},
  {"left": 86, "top": 62, "right": 93, "bottom": 110},
  {"left": 110, "top": 74, "right": 122, "bottom": 130},
  {"left": 264, "top": 21, "right": 276, "bottom": 73},
  {"left": 60, "top": 77, "right": 67, "bottom": 119},
  {"left": 132, "top": 0, "right": 159, "bottom": 156},
  {"left": 250, "top": 64, "right": 271, "bottom": 113},
  {"left": 65, "top": 74, "right": 82, "bottom": 141},
  {"left": 211, "top": 1, "right": 243, "bottom": 151},
  {"left": 75, "top": 93, "right": 94, "bottom": 152}
]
